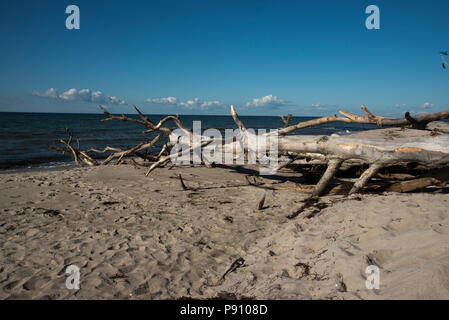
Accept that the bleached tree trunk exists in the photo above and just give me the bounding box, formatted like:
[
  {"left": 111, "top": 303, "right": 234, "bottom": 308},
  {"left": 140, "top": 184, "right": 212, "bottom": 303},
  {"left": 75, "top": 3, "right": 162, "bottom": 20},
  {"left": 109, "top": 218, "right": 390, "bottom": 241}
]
[{"left": 52, "top": 104, "right": 449, "bottom": 197}]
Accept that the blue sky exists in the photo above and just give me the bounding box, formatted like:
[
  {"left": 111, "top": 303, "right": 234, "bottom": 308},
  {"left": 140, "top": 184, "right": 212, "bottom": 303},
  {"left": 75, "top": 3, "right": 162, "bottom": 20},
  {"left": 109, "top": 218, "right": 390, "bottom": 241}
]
[{"left": 0, "top": 0, "right": 448, "bottom": 116}]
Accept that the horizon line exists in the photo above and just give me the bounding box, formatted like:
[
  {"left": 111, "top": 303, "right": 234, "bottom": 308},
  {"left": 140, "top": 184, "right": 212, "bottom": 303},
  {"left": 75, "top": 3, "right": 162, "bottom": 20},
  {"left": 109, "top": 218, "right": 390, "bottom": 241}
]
[{"left": 0, "top": 110, "right": 322, "bottom": 118}]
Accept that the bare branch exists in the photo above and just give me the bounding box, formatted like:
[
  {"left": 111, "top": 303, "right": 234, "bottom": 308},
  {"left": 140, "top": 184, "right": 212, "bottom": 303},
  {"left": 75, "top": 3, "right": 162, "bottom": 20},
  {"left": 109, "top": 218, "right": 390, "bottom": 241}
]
[
  {"left": 279, "top": 114, "right": 293, "bottom": 127},
  {"left": 231, "top": 105, "right": 246, "bottom": 131},
  {"left": 311, "top": 159, "right": 343, "bottom": 198}
]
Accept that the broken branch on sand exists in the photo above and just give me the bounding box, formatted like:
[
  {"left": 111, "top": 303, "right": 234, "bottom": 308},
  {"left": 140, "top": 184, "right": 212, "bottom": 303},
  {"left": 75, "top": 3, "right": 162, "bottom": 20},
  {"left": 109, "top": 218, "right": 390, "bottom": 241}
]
[{"left": 51, "top": 104, "right": 449, "bottom": 200}]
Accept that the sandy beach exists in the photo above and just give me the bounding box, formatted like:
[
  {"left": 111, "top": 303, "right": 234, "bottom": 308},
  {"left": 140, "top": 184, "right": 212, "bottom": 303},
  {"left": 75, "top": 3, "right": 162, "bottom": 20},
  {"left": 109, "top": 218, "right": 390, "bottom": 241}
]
[{"left": 1, "top": 164, "right": 448, "bottom": 300}]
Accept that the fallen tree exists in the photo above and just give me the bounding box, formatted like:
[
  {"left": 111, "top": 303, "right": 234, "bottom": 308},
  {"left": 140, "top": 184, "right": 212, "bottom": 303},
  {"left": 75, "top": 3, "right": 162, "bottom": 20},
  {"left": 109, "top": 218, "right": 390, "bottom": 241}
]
[{"left": 51, "top": 105, "right": 449, "bottom": 199}]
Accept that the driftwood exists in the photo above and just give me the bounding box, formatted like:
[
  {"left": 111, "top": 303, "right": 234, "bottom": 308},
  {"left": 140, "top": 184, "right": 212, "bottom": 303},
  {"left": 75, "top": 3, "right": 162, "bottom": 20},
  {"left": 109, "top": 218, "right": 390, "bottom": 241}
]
[
  {"left": 231, "top": 105, "right": 449, "bottom": 197},
  {"left": 51, "top": 104, "right": 449, "bottom": 199},
  {"left": 257, "top": 193, "right": 266, "bottom": 210},
  {"left": 386, "top": 166, "right": 449, "bottom": 193}
]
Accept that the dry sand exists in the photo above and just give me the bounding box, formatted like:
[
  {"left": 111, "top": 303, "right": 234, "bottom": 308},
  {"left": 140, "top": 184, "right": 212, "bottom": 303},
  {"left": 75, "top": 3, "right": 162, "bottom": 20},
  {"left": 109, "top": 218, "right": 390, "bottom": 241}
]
[{"left": 0, "top": 164, "right": 448, "bottom": 299}]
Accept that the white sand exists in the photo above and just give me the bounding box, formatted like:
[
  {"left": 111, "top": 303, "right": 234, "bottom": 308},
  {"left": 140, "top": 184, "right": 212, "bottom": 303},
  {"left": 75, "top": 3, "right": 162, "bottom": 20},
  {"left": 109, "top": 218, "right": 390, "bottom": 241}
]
[{"left": 0, "top": 165, "right": 448, "bottom": 299}]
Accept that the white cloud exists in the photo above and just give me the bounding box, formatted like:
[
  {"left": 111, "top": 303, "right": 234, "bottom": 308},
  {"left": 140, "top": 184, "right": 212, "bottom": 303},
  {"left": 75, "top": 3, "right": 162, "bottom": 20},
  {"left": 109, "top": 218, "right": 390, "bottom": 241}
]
[
  {"left": 32, "top": 88, "right": 127, "bottom": 105},
  {"left": 395, "top": 102, "right": 434, "bottom": 110},
  {"left": 144, "top": 97, "right": 179, "bottom": 104},
  {"left": 310, "top": 103, "right": 340, "bottom": 111},
  {"left": 193, "top": 99, "right": 221, "bottom": 108},
  {"left": 36, "top": 88, "right": 58, "bottom": 99},
  {"left": 244, "top": 94, "right": 286, "bottom": 107},
  {"left": 144, "top": 96, "right": 221, "bottom": 109}
]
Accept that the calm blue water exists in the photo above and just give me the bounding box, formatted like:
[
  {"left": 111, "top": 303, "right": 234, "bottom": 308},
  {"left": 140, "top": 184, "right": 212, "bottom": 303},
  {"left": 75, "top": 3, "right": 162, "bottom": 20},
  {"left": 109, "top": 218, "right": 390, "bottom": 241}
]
[{"left": 0, "top": 112, "right": 378, "bottom": 171}]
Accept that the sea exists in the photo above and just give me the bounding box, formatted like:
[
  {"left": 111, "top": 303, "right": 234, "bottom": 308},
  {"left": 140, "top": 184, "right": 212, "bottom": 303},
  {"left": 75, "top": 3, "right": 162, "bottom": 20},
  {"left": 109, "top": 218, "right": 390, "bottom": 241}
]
[{"left": 0, "top": 112, "right": 379, "bottom": 172}]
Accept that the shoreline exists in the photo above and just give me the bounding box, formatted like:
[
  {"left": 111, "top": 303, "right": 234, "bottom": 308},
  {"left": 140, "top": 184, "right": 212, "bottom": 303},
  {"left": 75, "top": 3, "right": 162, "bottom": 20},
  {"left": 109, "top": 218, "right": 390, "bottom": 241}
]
[
  {"left": 1, "top": 164, "right": 449, "bottom": 299},
  {"left": 0, "top": 162, "right": 77, "bottom": 175}
]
